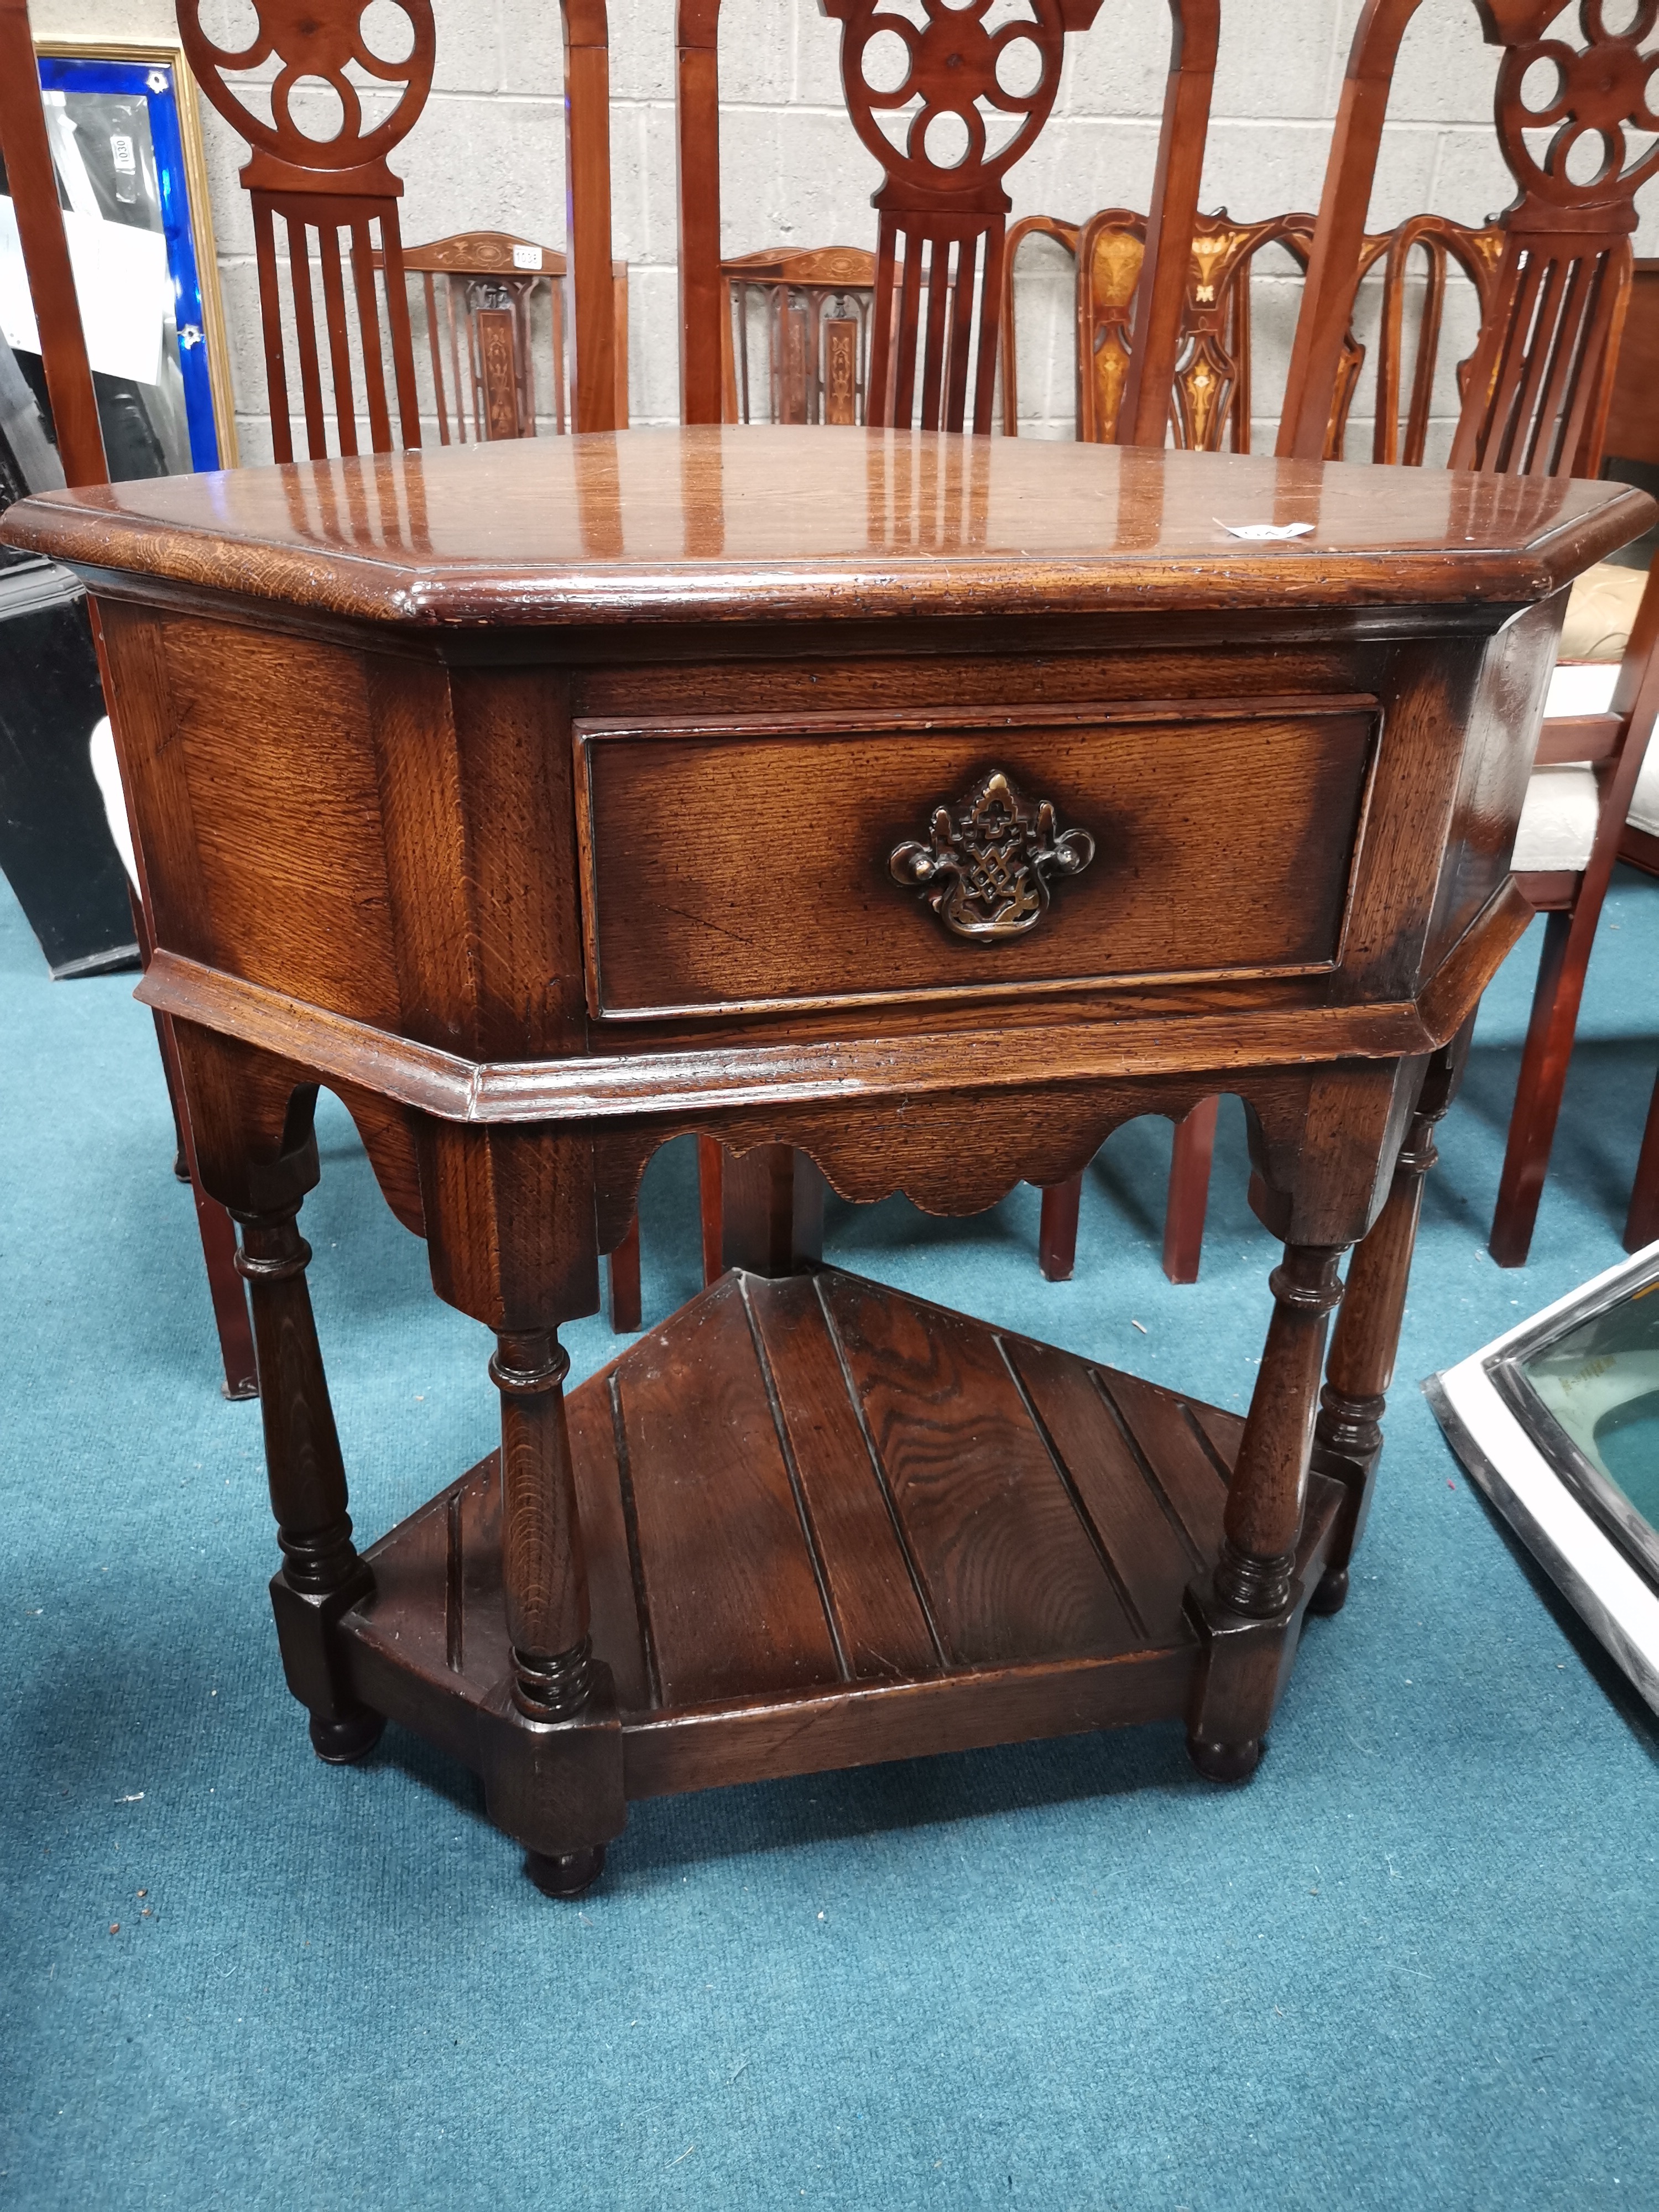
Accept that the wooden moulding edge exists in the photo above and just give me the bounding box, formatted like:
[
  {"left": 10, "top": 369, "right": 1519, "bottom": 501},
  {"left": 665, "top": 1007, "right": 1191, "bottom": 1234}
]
[
  {"left": 616, "top": 1646, "right": 1197, "bottom": 1798},
  {"left": 142, "top": 922, "right": 1511, "bottom": 1125}
]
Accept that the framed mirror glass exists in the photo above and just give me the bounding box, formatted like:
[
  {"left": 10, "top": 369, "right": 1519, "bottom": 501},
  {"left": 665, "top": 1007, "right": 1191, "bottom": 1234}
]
[
  {"left": 0, "top": 40, "right": 235, "bottom": 494},
  {"left": 1428, "top": 1244, "right": 1659, "bottom": 1715}
]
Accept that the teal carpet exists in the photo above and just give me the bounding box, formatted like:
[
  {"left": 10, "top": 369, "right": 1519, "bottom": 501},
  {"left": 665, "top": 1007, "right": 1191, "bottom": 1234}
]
[{"left": 2, "top": 868, "right": 1656, "bottom": 2212}]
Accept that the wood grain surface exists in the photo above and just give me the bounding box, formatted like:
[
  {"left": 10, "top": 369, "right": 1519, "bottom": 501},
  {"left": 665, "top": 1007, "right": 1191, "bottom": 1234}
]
[
  {"left": 344, "top": 1266, "right": 1326, "bottom": 1803},
  {"left": 577, "top": 702, "right": 1376, "bottom": 1016},
  {"left": 2, "top": 431, "right": 1647, "bottom": 630}
]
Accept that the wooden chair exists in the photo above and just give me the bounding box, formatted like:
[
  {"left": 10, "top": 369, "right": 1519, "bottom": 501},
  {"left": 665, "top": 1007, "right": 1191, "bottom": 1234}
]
[
  {"left": 665, "top": 0, "right": 1220, "bottom": 1289},
  {"left": 0, "top": 0, "right": 256, "bottom": 1394},
  {"left": 393, "top": 231, "right": 629, "bottom": 440},
  {"left": 1282, "top": 0, "right": 1659, "bottom": 1273},
  {"left": 677, "top": 0, "right": 1217, "bottom": 438},
  {"left": 721, "top": 247, "right": 876, "bottom": 425},
  {"left": 1007, "top": 201, "right": 1498, "bottom": 1276},
  {"left": 1101, "top": 0, "right": 1659, "bottom": 1283},
  {"left": 174, "top": 2, "right": 640, "bottom": 1325}
]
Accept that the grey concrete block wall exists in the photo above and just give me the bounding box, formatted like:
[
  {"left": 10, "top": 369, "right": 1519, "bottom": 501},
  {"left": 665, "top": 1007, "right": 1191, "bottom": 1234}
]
[{"left": 27, "top": 0, "right": 1659, "bottom": 458}]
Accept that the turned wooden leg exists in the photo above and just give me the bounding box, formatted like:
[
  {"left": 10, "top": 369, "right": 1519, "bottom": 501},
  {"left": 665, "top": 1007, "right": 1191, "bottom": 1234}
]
[
  {"left": 234, "top": 1201, "right": 383, "bottom": 1764},
  {"left": 493, "top": 1330, "right": 593, "bottom": 1720},
  {"left": 1162, "top": 1095, "right": 1218, "bottom": 1284},
  {"left": 1039, "top": 1172, "right": 1082, "bottom": 1281},
  {"left": 489, "top": 1328, "right": 618, "bottom": 1897},
  {"left": 1308, "top": 1050, "right": 1462, "bottom": 1614},
  {"left": 697, "top": 1134, "right": 724, "bottom": 1285},
  {"left": 1186, "top": 1242, "right": 1345, "bottom": 1783},
  {"left": 607, "top": 1215, "right": 642, "bottom": 1334},
  {"left": 1624, "top": 1065, "right": 1659, "bottom": 1253}
]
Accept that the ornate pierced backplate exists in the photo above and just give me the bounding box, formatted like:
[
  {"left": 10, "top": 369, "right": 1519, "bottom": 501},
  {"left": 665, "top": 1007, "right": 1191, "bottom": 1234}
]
[
  {"left": 1490, "top": 0, "right": 1659, "bottom": 222},
  {"left": 821, "top": 0, "right": 1100, "bottom": 431},
  {"left": 826, "top": 0, "right": 1070, "bottom": 216},
  {"left": 175, "top": 0, "right": 436, "bottom": 184},
  {"left": 889, "top": 770, "right": 1095, "bottom": 942}
]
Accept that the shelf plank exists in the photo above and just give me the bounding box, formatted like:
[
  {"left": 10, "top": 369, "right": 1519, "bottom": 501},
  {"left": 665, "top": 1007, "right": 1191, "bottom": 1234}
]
[
  {"left": 818, "top": 1271, "right": 1141, "bottom": 1666},
  {"left": 1001, "top": 1335, "right": 1201, "bottom": 1646},
  {"left": 1098, "top": 1368, "right": 1231, "bottom": 1564},
  {"left": 615, "top": 1276, "right": 845, "bottom": 1706},
  {"left": 744, "top": 1274, "right": 945, "bottom": 1683},
  {"left": 566, "top": 1379, "right": 655, "bottom": 1713}
]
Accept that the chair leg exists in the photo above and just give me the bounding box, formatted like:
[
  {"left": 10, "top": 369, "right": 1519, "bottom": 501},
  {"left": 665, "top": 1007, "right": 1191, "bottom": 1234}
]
[
  {"left": 607, "top": 1214, "right": 641, "bottom": 1334},
  {"left": 151, "top": 1007, "right": 258, "bottom": 1399},
  {"left": 1491, "top": 895, "right": 1601, "bottom": 1269},
  {"left": 1624, "top": 1066, "right": 1659, "bottom": 1252},
  {"left": 697, "top": 1135, "right": 724, "bottom": 1285},
  {"left": 1039, "top": 1173, "right": 1082, "bottom": 1281},
  {"left": 1162, "top": 1095, "right": 1219, "bottom": 1284},
  {"left": 720, "top": 1144, "right": 823, "bottom": 1276}
]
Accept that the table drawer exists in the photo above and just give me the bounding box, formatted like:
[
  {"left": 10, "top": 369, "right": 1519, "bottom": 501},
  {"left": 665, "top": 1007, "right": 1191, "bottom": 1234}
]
[{"left": 575, "top": 698, "right": 1378, "bottom": 1020}]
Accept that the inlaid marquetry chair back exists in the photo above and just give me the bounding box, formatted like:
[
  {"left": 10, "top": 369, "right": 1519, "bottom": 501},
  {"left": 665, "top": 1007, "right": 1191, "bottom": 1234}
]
[
  {"left": 176, "top": 0, "right": 433, "bottom": 462},
  {"left": 677, "top": 0, "right": 1219, "bottom": 440},
  {"left": 1003, "top": 207, "right": 1319, "bottom": 450},
  {"left": 721, "top": 248, "right": 878, "bottom": 426},
  {"left": 1001, "top": 203, "right": 1507, "bottom": 463},
  {"left": 388, "top": 232, "right": 630, "bottom": 442}
]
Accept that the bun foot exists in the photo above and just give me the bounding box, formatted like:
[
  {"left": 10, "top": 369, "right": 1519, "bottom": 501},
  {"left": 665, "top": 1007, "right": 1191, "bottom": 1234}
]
[
  {"left": 1308, "top": 1564, "right": 1349, "bottom": 1616},
  {"left": 525, "top": 1844, "right": 607, "bottom": 1899},
  {"left": 1187, "top": 1733, "right": 1263, "bottom": 1784},
  {"left": 307, "top": 1708, "right": 385, "bottom": 1765}
]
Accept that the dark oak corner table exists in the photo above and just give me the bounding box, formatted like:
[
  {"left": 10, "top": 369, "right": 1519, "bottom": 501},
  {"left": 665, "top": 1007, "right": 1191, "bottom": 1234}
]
[{"left": 5, "top": 428, "right": 1648, "bottom": 1896}]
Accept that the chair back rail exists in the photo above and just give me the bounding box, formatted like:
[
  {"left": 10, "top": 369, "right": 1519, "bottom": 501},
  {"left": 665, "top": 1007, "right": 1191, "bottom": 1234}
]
[
  {"left": 722, "top": 249, "right": 877, "bottom": 426},
  {"left": 676, "top": 0, "right": 1217, "bottom": 441},
  {"left": 373, "top": 233, "right": 629, "bottom": 441}
]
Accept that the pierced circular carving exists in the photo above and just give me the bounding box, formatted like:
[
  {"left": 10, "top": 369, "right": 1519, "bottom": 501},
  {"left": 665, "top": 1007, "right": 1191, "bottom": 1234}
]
[
  {"left": 838, "top": 0, "right": 1065, "bottom": 199},
  {"left": 1494, "top": 0, "right": 1659, "bottom": 207},
  {"left": 176, "top": 0, "right": 436, "bottom": 171}
]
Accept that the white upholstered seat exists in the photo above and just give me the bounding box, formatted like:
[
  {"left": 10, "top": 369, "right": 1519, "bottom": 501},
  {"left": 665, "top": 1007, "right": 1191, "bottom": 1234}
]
[
  {"left": 1513, "top": 764, "right": 1601, "bottom": 872},
  {"left": 1509, "top": 661, "right": 1620, "bottom": 876}
]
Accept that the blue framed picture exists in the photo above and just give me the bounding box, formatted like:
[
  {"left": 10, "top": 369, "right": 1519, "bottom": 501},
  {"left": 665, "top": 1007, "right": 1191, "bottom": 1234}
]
[{"left": 0, "top": 40, "right": 235, "bottom": 479}]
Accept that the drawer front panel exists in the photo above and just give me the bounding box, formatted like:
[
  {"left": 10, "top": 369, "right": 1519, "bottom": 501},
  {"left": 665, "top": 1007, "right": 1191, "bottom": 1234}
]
[{"left": 576, "top": 701, "right": 1377, "bottom": 1019}]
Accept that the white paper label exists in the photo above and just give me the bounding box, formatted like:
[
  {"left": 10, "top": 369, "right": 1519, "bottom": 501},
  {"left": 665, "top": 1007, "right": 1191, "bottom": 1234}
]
[
  {"left": 512, "top": 244, "right": 542, "bottom": 271},
  {"left": 1215, "top": 520, "right": 1316, "bottom": 541}
]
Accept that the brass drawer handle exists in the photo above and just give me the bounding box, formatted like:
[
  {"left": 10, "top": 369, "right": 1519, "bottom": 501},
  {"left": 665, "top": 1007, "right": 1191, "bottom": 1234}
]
[{"left": 889, "top": 770, "right": 1095, "bottom": 942}]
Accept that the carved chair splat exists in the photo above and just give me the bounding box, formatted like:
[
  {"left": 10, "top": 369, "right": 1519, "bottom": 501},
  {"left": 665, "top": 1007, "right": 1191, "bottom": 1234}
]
[
  {"left": 175, "top": 0, "right": 434, "bottom": 463},
  {"left": 676, "top": 0, "right": 1219, "bottom": 439}
]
